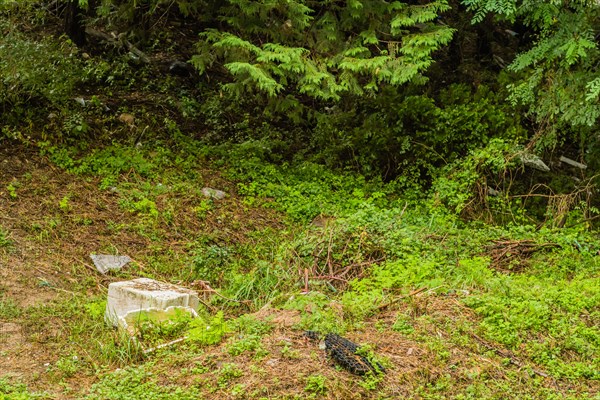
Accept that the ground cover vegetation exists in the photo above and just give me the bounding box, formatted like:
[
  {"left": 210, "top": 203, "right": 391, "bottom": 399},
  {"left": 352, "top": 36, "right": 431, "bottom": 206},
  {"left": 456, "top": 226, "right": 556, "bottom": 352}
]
[{"left": 0, "top": 0, "right": 599, "bottom": 398}]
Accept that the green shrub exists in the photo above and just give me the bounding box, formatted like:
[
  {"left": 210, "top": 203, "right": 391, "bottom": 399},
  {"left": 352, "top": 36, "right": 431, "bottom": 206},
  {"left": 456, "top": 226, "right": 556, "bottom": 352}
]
[
  {"left": 0, "top": 377, "right": 46, "bottom": 399},
  {"left": 311, "top": 84, "right": 526, "bottom": 180},
  {"left": 0, "top": 21, "right": 84, "bottom": 127},
  {"left": 86, "top": 366, "right": 201, "bottom": 400}
]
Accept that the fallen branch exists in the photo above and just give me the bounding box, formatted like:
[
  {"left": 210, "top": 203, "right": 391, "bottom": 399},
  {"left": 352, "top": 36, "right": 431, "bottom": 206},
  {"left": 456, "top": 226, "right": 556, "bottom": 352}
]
[
  {"left": 487, "top": 239, "right": 560, "bottom": 272},
  {"left": 85, "top": 28, "right": 150, "bottom": 64},
  {"left": 376, "top": 286, "right": 429, "bottom": 311}
]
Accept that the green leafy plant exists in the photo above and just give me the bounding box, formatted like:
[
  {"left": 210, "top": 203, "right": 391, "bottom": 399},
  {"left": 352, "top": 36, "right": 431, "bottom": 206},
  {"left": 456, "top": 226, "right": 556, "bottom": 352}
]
[
  {"left": 0, "top": 296, "right": 21, "bottom": 319},
  {"left": 59, "top": 195, "right": 71, "bottom": 213},
  {"left": 0, "top": 228, "right": 12, "bottom": 248},
  {"left": 0, "top": 20, "right": 84, "bottom": 123},
  {"left": 217, "top": 363, "right": 243, "bottom": 388},
  {"left": 462, "top": 0, "right": 600, "bottom": 150},
  {"left": 187, "top": 311, "right": 228, "bottom": 346},
  {"left": 133, "top": 308, "right": 194, "bottom": 343},
  {"left": 86, "top": 366, "right": 201, "bottom": 400},
  {"left": 227, "top": 335, "right": 268, "bottom": 358},
  {"left": 191, "top": 244, "right": 233, "bottom": 284},
  {"left": 6, "top": 183, "right": 17, "bottom": 199},
  {"left": 0, "top": 377, "right": 47, "bottom": 399},
  {"left": 304, "top": 374, "right": 327, "bottom": 395},
  {"left": 50, "top": 356, "right": 80, "bottom": 379}
]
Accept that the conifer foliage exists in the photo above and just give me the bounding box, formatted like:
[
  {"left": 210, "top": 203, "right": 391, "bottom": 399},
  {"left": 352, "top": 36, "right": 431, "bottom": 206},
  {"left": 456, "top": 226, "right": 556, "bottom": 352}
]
[
  {"left": 191, "top": 1, "right": 456, "bottom": 100},
  {"left": 463, "top": 0, "right": 600, "bottom": 142}
]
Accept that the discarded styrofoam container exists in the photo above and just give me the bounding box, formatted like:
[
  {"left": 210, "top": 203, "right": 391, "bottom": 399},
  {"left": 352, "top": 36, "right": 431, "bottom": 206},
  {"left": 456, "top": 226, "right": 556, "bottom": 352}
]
[{"left": 105, "top": 278, "right": 200, "bottom": 328}]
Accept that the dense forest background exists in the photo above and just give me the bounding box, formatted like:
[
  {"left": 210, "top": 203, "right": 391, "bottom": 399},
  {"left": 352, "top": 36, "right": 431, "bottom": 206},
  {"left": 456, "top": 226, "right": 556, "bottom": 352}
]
[{"left": 2, "top": 0, "right": 600, "bottom": 225}]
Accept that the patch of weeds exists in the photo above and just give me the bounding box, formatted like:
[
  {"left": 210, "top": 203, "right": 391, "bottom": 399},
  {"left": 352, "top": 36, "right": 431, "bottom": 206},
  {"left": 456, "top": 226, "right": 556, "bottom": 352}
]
[
  {"left": 230, "top": 383, "right": 247, "bottom": 398},
  {"left": 227, "top": 334, "right": 268, "bottom": 358},
  {"left": 217, "top": 363, "right": 243, "bottom": 388},
  {"left": 193, "top": 199, "right": 213, "bottom": 220},
  {"left": 422, "top": 334, "right": 451, "bottom": 365},
  {"left": 191, "top": 244, "right": 234, "bottom": 284},
  {"left": 230, "top": 314, "right": 273, "bottom": 336},
  {"left": 225, "top": 259, "right": 286, "bottom": 306},
  {"left": 86, "top": 365, "right": 200, "bottom": 400},
  {"left": 133, "top": 308, "right": 194, "bottom": 344},
  {"left": 6, "top": 182, "right": 18, "bottom": 199},
  {"left": 212, "top": 142, "right": 392, "bottom": 222},
  {"left": 187, "top": 311, "right": 228, "bottom": 346},
  {"left": 84, "top": 300, "right": 106, "bottom": 319},
  {"left": 463, "top": 268, "right": 600, "bottom": 379},
  {"left": 72, "top": 145, "right": 159, "bottom": 189},
  {"left": 59, "top": 194, "right": 71, "bottom": 212},
  {"left": 191, "top": 362, "right": 209, "bottom": 374},
  {"left": 346, "top": 256, "right": 442, "bottom": 315},
  {"left": 283, "top": 292, "right": 343, "bottom": 333},
  {"left": 392, "top": 313, "right": 415, "bottom": 334},
  {"left": 0, "top": 228, "right": 12, "bottom": 248},
  {"left": 119, "top": 195, "right": 159, "bottom": 219},
  {"left": 48, "top": 356, "right": 80, "bottom": 379},
  {"left": 0, "top": 296, "right": 22, "bottom": 319},
  {"left": 355, "top": 344, "right": 388, "bottom": 376},
  {"left": 357, "top": 371, "right": 384, "bottom": 391},
  {"left": 280, "top": 341, "right": 301, "bottom": 359},
  {"left": 304, "top": 374, "right": 327, "bottom": 395},
  {"left": 98, "top": 329, "right": 146, "bottom": 366},
  {"left": 25, "top": 296, "right": 143, "bottom": 366},
  {"left": 225, "top": 314, "right": 272, "bottom": 358},
  {"left": 73, "top": 216, "right": 93, "bottom": 226},
  {"left": 0, "top": 377, "right": 48, "bottom": 399}
]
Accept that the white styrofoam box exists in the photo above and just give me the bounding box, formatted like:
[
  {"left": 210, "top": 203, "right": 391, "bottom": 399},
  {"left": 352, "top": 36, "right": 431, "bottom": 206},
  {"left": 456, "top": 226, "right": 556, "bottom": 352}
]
[{"left": 105, "top": 278, "right": 200, "bottom": 327}]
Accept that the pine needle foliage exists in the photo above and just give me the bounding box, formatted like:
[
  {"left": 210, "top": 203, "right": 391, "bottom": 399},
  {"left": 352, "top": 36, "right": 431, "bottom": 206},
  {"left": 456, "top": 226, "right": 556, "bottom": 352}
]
[
  {"left": 462, "top": 0, "right": 600, "bottom": 147},
  {"left": 191, "top": 0, "right": 456, "bottom": 101}
]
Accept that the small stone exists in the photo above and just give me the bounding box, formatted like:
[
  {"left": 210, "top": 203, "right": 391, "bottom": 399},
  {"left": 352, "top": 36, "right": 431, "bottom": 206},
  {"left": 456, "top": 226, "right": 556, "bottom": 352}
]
[
  {"left": 201, "top": 187, "right": 226, "bottom": 200},
  {"left": 168, "top": 60, "right": 193, "bottom": 76},
  {"left": 90, "top": 254, "right": 131, "bottom": 275},
  {"left": 118, "top": 113, "right": 135, "bottom": 126},
  {"left": 266, "top": 358, "right": 279, "bottom": 367}
]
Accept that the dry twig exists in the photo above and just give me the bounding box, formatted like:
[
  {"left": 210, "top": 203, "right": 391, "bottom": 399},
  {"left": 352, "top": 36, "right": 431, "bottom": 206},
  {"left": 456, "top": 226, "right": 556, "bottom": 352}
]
[{"left": 377, "top": 287, "right": 429, "bottom": 311}]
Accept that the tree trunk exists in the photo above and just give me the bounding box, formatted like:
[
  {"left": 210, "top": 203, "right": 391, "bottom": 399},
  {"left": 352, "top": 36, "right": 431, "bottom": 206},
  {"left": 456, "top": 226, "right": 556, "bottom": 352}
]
[{"left": 64, "top": 0, "right": 86, "bottom": 47}]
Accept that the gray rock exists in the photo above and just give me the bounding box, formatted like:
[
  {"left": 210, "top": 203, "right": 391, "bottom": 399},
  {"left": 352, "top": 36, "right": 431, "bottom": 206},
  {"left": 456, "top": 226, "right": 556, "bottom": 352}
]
[
  {"left": 487, "top": 187, "right": 501, "bottom": 196},
  {"left": 519, "top": 152, "right": 550, "bottom": 172},
  {"left": 90, "top": 254, "right": 131, "bottom": 275},
  {"left": 201, "top": 187, "right": 226, "bottom": 200},
  {"left": 169, "top": 60, "right": 194, "bottom": 76}
]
